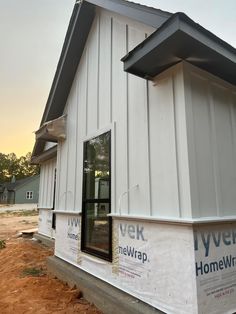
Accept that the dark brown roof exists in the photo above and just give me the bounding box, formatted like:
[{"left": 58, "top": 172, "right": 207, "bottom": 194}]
[{"left": 0, "top": 176, "right": 39, "bottom": 192}]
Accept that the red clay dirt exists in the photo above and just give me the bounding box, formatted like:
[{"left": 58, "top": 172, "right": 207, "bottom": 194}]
[{"left": 0, "top": 211, "right": 102, "bottom": 314}]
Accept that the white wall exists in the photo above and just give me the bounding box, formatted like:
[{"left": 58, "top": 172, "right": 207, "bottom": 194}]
[
  {"left": 56, "top": 8, "right": 192, "bottom": 218},
  {"left": 38, "top": 158, "right": 56, "bottom": 209},
  {"left": 38, "top": 208, "right": 54, "bottom": 238},
  {"left": 56, "top": 8, "right": 236, "bottom": 220},
  {"left": 184, "top": 63, "right": 236, "bottom": 218}
]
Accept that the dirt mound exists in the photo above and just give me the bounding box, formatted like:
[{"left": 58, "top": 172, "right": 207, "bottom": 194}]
[{"left": 0, "top": 213, "right": 102, "bottom": 314}]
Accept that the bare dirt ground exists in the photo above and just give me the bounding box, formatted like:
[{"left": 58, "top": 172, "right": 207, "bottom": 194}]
[
  {"left": 0, "top": 211, "right": 102, "bottom": 314},
  {"left": 0, "top": 203, "right": 38, "bottom": 212}
]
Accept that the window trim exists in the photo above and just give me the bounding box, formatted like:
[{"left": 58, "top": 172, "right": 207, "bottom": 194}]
[
  {"left": 81, "top": 129, "right": 112, "bottom": 262},
  {"left": 26, "top": 191, "right": 33, "bottom": 199}
]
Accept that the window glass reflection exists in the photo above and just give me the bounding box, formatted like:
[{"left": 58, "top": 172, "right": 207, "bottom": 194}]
[
  {"left": 85, "top": 202, "right": 110, "bottom": 254},
  {"left": 84, "top": 132, "right": 110, "bottom": 200}
]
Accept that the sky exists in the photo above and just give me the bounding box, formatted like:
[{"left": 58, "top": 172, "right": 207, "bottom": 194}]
[{"left": 0, "top": 0, "right": 235, "bottom": 157}]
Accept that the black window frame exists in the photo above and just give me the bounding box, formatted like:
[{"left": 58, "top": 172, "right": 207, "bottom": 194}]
[{"left": 81, "top": 130, "right": 112, "bottom": 261}]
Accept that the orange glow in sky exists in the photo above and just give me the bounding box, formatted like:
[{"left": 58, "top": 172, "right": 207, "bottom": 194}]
[{"left": 0, "top": 0, "right": 75, "bottom": 157}]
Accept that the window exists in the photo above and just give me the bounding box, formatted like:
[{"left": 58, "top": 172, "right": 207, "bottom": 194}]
[
  {"left": 26, "top": 191, "right": 33, "bottom": 199},
  {"left": 81, "top": 131, "right": 112, "bottom": 261}
]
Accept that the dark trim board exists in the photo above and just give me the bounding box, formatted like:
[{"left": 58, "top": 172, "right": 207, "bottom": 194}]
[
  {"left": 122, "top": 13, "right": 236, "bottom": 85},
  {"left": 86, "top": 0, "right": 171, "bottom": 28},
  {"left": 47, "top": 255, "right": 165, "bottom": 314}
]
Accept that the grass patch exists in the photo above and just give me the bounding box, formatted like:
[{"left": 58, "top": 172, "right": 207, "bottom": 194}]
[
  {"left": 21, "top": 267, "right": 45, "bottom": 277},
  {"left": 16, "top": 210, "right": 38, "bottom": 217},
  {"left": 0, "top": 210, "right": 38, "bottom": 217},
  {"left": 0, "top": 240, "right": 6, "bottom": 249}
]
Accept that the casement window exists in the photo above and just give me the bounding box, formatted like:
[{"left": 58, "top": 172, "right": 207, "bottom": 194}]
[
  {"left": 26, "top": 191, "right": 33, "bottom": 199},
  {"left": 81, "top": 131, "right": 112, "bottom": 261}
]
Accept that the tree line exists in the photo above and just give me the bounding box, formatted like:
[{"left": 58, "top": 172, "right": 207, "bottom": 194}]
[{"left": 0, "top": 152, "right": 39, "bottom": 183}]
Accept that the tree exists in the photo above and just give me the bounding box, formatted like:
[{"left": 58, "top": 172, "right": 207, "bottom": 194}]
[{"left": 0, "top": 152, "right": 39, "bottom": 182}]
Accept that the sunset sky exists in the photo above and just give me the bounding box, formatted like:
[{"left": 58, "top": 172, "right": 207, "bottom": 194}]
[{"left": 0, "top": 0, "right": 235, "bottom": 157}]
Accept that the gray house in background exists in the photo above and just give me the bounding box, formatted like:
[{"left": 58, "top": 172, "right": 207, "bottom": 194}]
[{"left": 0, "top": 175, "right": 39, "bottom": 204}]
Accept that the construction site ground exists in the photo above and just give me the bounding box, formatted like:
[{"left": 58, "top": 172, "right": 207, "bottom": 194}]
[{"left": 0, "top": 209, "right": 102, "bottom": 314}]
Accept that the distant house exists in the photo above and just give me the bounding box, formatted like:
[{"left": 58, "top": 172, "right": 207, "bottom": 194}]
[{"left": 0, "top": 175, "right": 40, "bottom": 204}]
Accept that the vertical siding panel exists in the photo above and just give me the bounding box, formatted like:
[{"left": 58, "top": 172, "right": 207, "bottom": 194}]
[
  {"left": 66, "top": 81, "right": 77, "bottom": 211},
  {"left": 127, "top": 26, "right": 150, "bottom": 216},
  {"left": 173, "top": 66, "right": 192, "bottom": 218},
  {"left": 73, "top": 72, "right": 79, "bottom": 211},
  {"left": 184, "top": 70, "right": 200, "bottom": 218},
  {"left": 43, "top": 165, "right": 47, "bottom": 207},
  {"left": 48, "top": 160, "right": 52, "bottom": 208},
  {"left": 55, "top": 142, "right": 61, "bottom": 210},
  {"left": 58, "top": 121, "right": 69, "bottom": 210},
  {"left": 190, "top": 74, "right": 217, "bottom": 217},
  {"left": 50, "top": 162, "right": 54, "bottom": 207},
  {"left": 46, "top": 161, "right": 51, "bottom": 208},
  {"left": 112, "top": 19, "right": 128, "bottom": 213},
  {"left": 208, "top": 83, "right": 224, "bottom": 217},
  {"left": 46, "top": 161, "right": 50, "bottom": 207},
  {"left": 52, "top": 160, "right": 56, "bottom": 207},
  {"left": 99, "top": 13, "right": 111, "bottom": 128},
  {"left": 45, "top": 164, "right": 49, "bottom": 207},
  {"left": 39, "top": 158, "right": 57, "bottom": 209},
  {"left": 75, "top": 52, "right": 88, "bottom": 211},
  {"left": 41, "top": 165, "right": 46, "bottom": 208},
  {"left": 149, "top": 75, "right": 179, "bottom": 217},
  {"left": 146, "top": 82, "right": 152, "bottom": 216},
  {"left": 50, "top": 160, "right": 56, "bottom": 208},
  {"left": 51, "top": 160, "right": 54, "bottom": 207},
  {"left": 87, "top": 17, "right": 99, "bottom": 135},
  {"left": 38, "top": 165, "right": 44, "bottom": 207},
  {"left": 212, "top": 84, "right": 236, "bottom": 215}
]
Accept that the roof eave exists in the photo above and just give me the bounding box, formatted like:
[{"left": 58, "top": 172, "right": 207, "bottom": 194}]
[
  {"left": 122, "top": 13, "right": 236, "bottom": 85},
  {"left": 86, "top": 0, "right": 171, "bottom": 28},
  {"left": 31, "top": 146, "right": 57, "bottom": 165}
]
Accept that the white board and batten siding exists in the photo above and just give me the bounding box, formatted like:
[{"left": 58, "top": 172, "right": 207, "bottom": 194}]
[
  {"left": 183, "top": 62, "right": 236, "bottom": 218},
  {"left": 38, "top": 157, "right": 56, "bottom": 237},
  {"left": 38, "top": 158, "right": 56, "bottom": 209},
  {"left": 56, "top": 7, "right": 236, "bottom": 220},
  {"left": 56, "top": 8, "right": 194, "bottom": 219}
]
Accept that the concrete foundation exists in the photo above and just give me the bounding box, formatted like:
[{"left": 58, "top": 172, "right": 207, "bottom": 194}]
[
  {"left": 34, "top": 233, "right": 54, "bottom": 248},
  {"left": 47, "top": 256, "right": 164, "bottom": 314}
]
